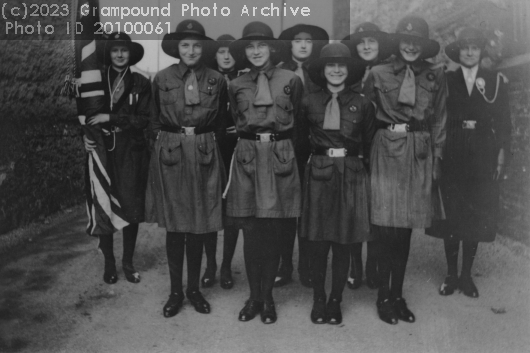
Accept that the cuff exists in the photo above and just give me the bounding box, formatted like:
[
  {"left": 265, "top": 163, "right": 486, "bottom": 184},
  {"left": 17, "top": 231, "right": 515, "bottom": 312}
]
[{"left": 434, "top": 147, "right": 443, "bottom": 160}]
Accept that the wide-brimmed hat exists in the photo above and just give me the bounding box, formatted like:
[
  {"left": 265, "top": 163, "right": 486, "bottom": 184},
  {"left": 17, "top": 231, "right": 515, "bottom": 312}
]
[
  {"left": 278, "top": 24, "right": 329, "bottom": 62},
  {"left": 308, "top": 43, "right": 366, "bottom": 88},
  {"left": 229, "top": 22, "right": 285, "bottom": 65},
  {"left": 161, "top": 19, "right": 218, "bottom": 59},
  {"left": 341, "top": 22, "right": 393, "bottom": 62},
  {"left": 444, "top": 27, "right": 487, "bottom": 63},
  {"left": 391, "top": 16, "right": 440, "bottom": 59},
  {"left": 98, "top": 32, "right": 144, "bottom": 66},
  {"left": 208, "top": 34, "right": 247, "bottom": 71}
]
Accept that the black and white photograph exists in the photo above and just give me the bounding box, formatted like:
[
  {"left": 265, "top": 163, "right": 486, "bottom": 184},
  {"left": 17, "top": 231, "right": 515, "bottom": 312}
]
[{"left": 0, "top": 0, "right": 529, "bottom": 351}]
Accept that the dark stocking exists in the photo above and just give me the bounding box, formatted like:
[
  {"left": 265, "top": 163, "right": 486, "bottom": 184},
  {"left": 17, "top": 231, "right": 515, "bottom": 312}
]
[
  {"left": 443, "top": 238, "right": 460, "bottom": 277},
  {"left": 329, "top": 243, "right": 350, "bottom": 301},
  {"left": 310, "top": 241, "right": 331, "bottom": 301},
  {"left": 221, "top": 225, "right": 239, "bottom": 272},
  {"left": 186, "top": 233, "right": 211, "bottom": 293},
  {"left": 203, "top": 232, "right": 218, "bottom": 271},
  {"left": 122, "top": 223, "right": 139, "bottom": 266},
  {"left": 166, "top": 232, "right": 185, "bottom": 294},
  {"left": 99, "top": 234, "right": 115, "bottom": 272},
  {"left": 350, "top": 243, "right": 363, "bottom": 278},
  {"left": 461, "top": 241, "right": 478, "bottom": 278},
  {"left": 366, "top": 241, "right": 379, "bottom": 278}
]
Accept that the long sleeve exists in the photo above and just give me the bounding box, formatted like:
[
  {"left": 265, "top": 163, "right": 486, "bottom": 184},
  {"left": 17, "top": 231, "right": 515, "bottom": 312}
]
[
  {"left": 431, "top": 69, "right": 448, "bottom": 159},
  {"left": 361, "top": 96, "right": 376, "bottom": 163},
  {"left": 214, "top": 78, "right": 228, "bottom": 142},
  {"left": 492, "top": 74, "right": 512, "bottom": 153},
  {"left": 109, "top": 75, "right": 151, "bottom": 131},
  {"left": 147, "top": 76, "right": 162, "bottom": 140}
]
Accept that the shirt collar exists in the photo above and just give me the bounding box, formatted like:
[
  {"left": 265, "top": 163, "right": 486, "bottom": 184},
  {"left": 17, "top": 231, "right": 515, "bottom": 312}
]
[
  {"left": 461, "top": 65, "right": 479, "bottom": 81},
  {"left": 393, "top": 57, "right": 422, "bottom": 75},
  {"left": 249, "top": 62, "right": 276, "bottom": 81},
  {"left": 176, "top": 60, "right": 205, "bottom": 80},
  {"left": 321, "top": 87, "right": 352, "bottom": 106}
]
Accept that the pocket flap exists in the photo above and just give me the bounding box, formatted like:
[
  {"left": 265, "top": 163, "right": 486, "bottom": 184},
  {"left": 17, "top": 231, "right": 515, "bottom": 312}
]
[
  {"left": 236, "top": 145, "right": 255, "bottom": 165},
  {"left": 237, "top": 100, "right": 249, "bottom": 112},
  {"left": 345, "top": 157, "right": 364, "bottom": 172},
  {"left": 311, "top": 156, "right": 334, "bottom": 169},
  {"left": 381, "top": 132, "right": 408, "bottom": 142},
  {"left": 198, "top": 138, "right": 214, "bottom": 155},
  {"left": 275, "top": 96, "right": 293, "bottom": 112},
  {"left": 375, "top": 81, "right": 400, "bottom": 93}
]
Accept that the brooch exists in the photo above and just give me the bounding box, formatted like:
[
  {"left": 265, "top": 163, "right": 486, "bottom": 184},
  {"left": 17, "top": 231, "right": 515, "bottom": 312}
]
[
  {"left": 426, "top": 73, "right": 435, "bottom": 81},
  {"left": 208, "top": 78, "right": 217, "bottom": 85},
  {"left": 284, "top": 85, "right": 291, "bottom": 95},
  {"left": 349, "top": 105, "right": 357, "bottom": 112},
  {"left": 475, "top": 77, "right": 485, "bottom": 90}
]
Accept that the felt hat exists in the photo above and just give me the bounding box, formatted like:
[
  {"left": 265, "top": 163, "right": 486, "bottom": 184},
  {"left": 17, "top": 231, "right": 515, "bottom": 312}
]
[
  {"left": 98, "top": 32, "right": 144, "bottom": 66},
  {"left": 208, "top": 34, "right": 247, "bottom": 71},
  {"left": 341, "top": 22, "right": 392, "bottom": 61},
  {"left": 308, "top": 43, "right": 366, "bottom": 88},
  {"left": 161, "top": 19, "right": 218, "bottom": 59},
  {"left": 229, "top": 22, "right": 285, "bottom": 65},
  {"left": 391, "top": 16, "right": 440, "bottom": 59},
  {"left": 278, "top": 24, "right": 329, "bottom": 62},
  {"left": 444, "top": 27, "right": 487, "bottom": 63}
]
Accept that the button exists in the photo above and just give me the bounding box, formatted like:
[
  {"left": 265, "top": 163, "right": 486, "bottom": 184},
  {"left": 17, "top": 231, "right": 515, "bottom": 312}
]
[{"left": 187, "top": 85, "right": 194, "bottom": 90}]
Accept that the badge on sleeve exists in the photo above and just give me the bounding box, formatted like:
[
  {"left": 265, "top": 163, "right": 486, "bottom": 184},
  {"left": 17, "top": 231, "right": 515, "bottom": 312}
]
[
  {"left": 349, "top": 105, "right": 357, "bottom": 112},
  {"left": 208, "top": 78, "right": 217, "bottom": 85},
  {"left": 426, "top": 73, "right": 435, "bottom": 81},
  {"left": 284, "top": 85, "right": 291, "bottom": 95}
]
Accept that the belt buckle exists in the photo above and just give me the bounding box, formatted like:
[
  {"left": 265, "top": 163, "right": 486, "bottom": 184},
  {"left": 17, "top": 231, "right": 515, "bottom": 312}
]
[
  {"left": 258, "top": 133, "right": 271, "bottom": 142},
  {"left": 328, "top": 148, "right": 346, "bottom": 157},
  {"left": 462, "top": 120, "right": 476, "bottom": 130},
  {"left": 183, "top": 126, "right": 195, "bottom": 135}
]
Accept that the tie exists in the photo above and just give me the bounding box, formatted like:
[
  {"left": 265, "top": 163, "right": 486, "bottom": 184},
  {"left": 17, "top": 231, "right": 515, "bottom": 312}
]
[
  {"left": 254, "top": 71, "right": 273, "bottom": 106},
  {"left": 361, "top": 65, "right": 371, "bottom": 89},
  {"left": 111, "top": 73, "right": 125, "bottom": 106},
  {"left": 224, "top": 73, "right": 230, "bottom": 85},
  {"left": 295, "top": 62, "right": 305, "bottom": 85},
  {"left": 184, "top": 69, "right": 200, "bottom": 105},
  {"left": 397, "top": 65, "right": 416, "bottom": 106},
  {"left": 465, "top": 71, "right": 474, "bottom": 96},
  {"left": 323, "top": 93, "right": 340, "bottom": 130}
]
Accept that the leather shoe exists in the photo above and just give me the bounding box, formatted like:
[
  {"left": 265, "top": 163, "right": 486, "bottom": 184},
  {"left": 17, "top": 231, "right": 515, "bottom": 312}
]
[
  {"left": 310, "top": 298, "right": 327, "bottom": 324},
  {"left": 239, "top": 300, "right": 263, "bottom": 322},
  {"left": 393, "top": 297, "right": 415, "bottom": 323},
  {"left": 377, "top": 298, "right": 398, "bottom": 325},
  {"left": 163, "top": 292, "right": 184, "bottom": 318},
  {"left": 439, "top": 275, "right": 458, "bottom": 296},
  {"left": 201, "top": 266, "right": 217, "bottom": 288},
  {"left": 261, "top": 301, "right": 277, "bottom": 324},
  {"left": 346, "top": 276, "right": 362, "bottom": 290},
  {"left": 187, "top": 290, "right": 211, "bottom": 314},
  {"left": 122, "top": 262, "right": 140, "bottom": 284},
  {"left": 459, "top": 276, "right": 479, "bottom": 298},
  {"left": 326, "top": 298, "right": 342, "bottom": 325},
  {"left": 103, "top": 268, "right": 118, "bottom": 284},
  {"left": 220, "top": 268, "right": 234, "bottom": 289}
]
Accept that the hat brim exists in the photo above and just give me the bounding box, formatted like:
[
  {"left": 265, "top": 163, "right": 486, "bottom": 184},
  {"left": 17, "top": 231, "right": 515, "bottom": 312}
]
[
  {"left": 444, "top": 38, "right": 486, "bottom": 63},
  {"left": 278, "top": 25, "right": 329, "bottom": 62},
  {"left": 161, "top": 32, "right": 219, "bottom": 59},
  {"left": 341, "top": 31, "right": 393, "bottom": 61},
  {"left": 390, "top": 33, "right": 440, "bottom": 59},
  {"left": 98, "top": 40, "right": 145, "bottom": 67},
  {"left": 228, "top": 36, "right": 286, "bottom": 66},
  {"left": 308, "top": 57, "right": 366, "bottom": 88}
]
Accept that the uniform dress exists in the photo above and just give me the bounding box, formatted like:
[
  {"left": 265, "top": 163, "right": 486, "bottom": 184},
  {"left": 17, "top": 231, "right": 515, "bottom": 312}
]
[
  {"left": 428, "top": 68, "right": 511, "bottom": 242},
  {"left": 145, "top": 61, "right": 227, "bottom": 234},
  {"left": 364, "top": 57, "right": 447, "bottom": 228}
]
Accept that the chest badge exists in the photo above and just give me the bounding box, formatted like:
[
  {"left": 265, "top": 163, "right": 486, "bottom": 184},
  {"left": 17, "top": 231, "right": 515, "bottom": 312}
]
[
  {"left": 208, "top": 78, "right": 217, "bottom": 85},
  {"left": 349, "top": 105, "right": 357, "bottom": 112},
  {"left": 475, "top": 77, "right": 485, "bottom": 90},
  {"left": 284, "top": 85, "right": 291, "bottom": 95},
  {"left": 426, "top": 72, "right": 435, "bottom": 81}
]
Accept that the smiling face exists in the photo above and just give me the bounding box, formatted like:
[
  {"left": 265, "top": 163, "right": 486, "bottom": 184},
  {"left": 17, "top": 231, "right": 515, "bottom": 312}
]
[
  {"left": 110, "top": 45, "right": 130, "bottom": 70},
  {"left": 245, "top": 40, "right": 272, "bottom": 69},
  {"left": 459, "top": 43, "right": 482, "bottom": 68},
  {"left": 178, "top": 38, "right": 203, "bottom": 67},
  {"left": 399, "top": 39, "right": 423, "bottom": 62},
  {"left": 291, "top": 32, "right": 313, "bottom": 61},
  {"left": 324, "top": 62, "right": 348, "bottom": 90},
  {"left": 356, "top": 36, "right": 379, "bottom": 62},
  {"left": 216, "top": 46, "right": 235, "bottom": 71}
]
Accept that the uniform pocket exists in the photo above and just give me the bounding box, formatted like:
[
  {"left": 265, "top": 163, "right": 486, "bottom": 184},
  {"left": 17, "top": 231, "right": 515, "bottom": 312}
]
[
  {"left": 310, "top": 155, "right": 334, "bottom": 181},
  {"left": 345, "top": 157, "right": 364, "bottom": 172},
  {"left": 158, "top": 83, "right": 179, "bottom": 105},
  {"left": 236, "top": 143, "right": 256, "bottom": 175},
  {"left": 275, "top": 95, "right": 294, "bottom": 125},
  {"left": 160, "top": 138, "right": 182, "bottom": 166},
  {"left": 413, "top": 132, "right": 430, "bottom": 160},
  {"left": 197, "top": 135, "right": 215, "bottom": 166},
  {"left": 381, "top": 132, "right": 407, "bottom": 157},
  {"left": 416, "top": 82, "right": 434, "bottom": 112},
  {"left": 272, "top": 142, "right": 295, "bottom": 176}
]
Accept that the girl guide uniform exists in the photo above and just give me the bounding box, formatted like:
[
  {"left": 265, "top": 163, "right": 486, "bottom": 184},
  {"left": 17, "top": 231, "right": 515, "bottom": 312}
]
[
  {"left": 84, "top": 32, "right": 151, "bottom": 286},
  {"left": 226, "top": 21, "right": 304, "bottom": 324},
  {"left": 363, "top": 16, "right": 447, "bottom": 325},
  {"left": 300, "top": 43, "right": 376, "bottom": 325},
  {"left": 145, "top": 19, "right": 227, "bottom": 319},
  {"left": 341, "top": 21, "right": 393, "bottom": 291}
]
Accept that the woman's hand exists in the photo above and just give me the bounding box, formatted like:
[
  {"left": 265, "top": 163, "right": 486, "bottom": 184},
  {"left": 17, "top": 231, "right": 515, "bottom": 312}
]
[
  {"left": 87, "top": 113, "right": 110, "bottom": 125},
  {"left": 493, "top": 148, "right": 505, "bottom": 181},
  {"left": 83, "top": 135, "right": 96, "bottom": 152}
]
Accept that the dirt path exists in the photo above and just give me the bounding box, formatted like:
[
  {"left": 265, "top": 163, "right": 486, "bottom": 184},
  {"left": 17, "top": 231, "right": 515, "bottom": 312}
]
[{"left": 0, "top": 214, "right": 529, "bottom": 353}]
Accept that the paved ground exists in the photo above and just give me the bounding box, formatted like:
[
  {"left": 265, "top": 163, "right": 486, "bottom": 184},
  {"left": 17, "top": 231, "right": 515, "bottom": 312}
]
[{"left": 0, "top": 210, "right": 529, "bottom": 353}]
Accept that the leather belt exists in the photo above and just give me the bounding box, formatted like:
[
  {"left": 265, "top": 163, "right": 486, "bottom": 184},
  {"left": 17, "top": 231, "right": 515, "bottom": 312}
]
[
  {"left": 161, "top": 125, "right": 214, "bottom": 135},
  {"left": 313, "top": 147, "right": 348, "bottom": 157},
  {"left": 239, "top": 130, "right": 292, "bottom": 142}
]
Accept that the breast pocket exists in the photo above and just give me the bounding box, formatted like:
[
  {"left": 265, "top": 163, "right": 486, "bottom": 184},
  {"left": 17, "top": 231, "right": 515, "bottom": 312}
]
[
  {"left": 272, "top": 142, "right": 295, "bottom": 176},
  {"left": 413, "top": 131, "right": 430, "bottom": 160},
  {"left": 275, "top": 95, "right": 294, "bottom": 126},
  {"left": 341, "top": 110, "right": 362, "bottom": 137},
  {"left": 416, "top": 81, "right": 435, "bottom": 113},
  {"left": 158, "top": 83, "right": 180, "bottom": 105},
  {"left": 310, "top": 155, "right": 334, "bottom": 181},
  {"left": 199, "top": 85, "right": 219, "bottom": 110},
  {"left": 160, "top": 138, "right": 182, "bottom": 166},
  {"left": 375, "top": 81, "right": 400, "bottom": 105}
]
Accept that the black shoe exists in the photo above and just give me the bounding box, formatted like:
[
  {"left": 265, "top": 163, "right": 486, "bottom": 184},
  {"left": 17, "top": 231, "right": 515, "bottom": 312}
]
[
  {"left": 103, "top": 268, "right": 118, "bottom": 284},
  {"left": 238, "top": 300, "right": 263, "bottom": 322},
  {"left": 376, "top": 298, "right": 398, "bottom": 325},
  {"left": 187, "top": 290, "right": 211, "bottom": 314},
  {"left": 393, "top": 297, "right": 415, "bottom": 323},
  {"left": 220, "top": 268, "right": 234, "bottom": 289},
  {"left": 346, "top": 276, "right": 362, "bottom": 290},
  {"left": 274, "top": 268, "right": 293, "bottom": 288},
  {"left": 261, "top": 301, "right": 277, "bottom": 324},
  {"left": 459, "top": 276, "right": 479, "bottom": 298},
  {"left": 163, "top": 292, "right": 184, "bottom": 318},
  {"left": 299, "top": 271, "right": 313, "bottom": 288},
  {"left": 365, "top": 275, "right": 379, "bottom": 289},
  {"left": 439, "top": 275, "right": 458, "bottom": 296},
  {"left": 201, "top": 266, "right": 217, "bottom": 288},
  {"left": 310, "top": 298, "right": 327, "bottom": 324},
  {"left": 122, "top": 262, "right": 140, "bottom": 284},
  {"left": 326, "top": 298, "right": 342, "bottom": 325}
]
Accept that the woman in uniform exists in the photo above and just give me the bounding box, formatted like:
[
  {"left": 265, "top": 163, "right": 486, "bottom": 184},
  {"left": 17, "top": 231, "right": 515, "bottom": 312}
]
[
  {"left": 300, "top": 43, "right": 375, "bottom": 324},
  {"left": 341, "top": 22, "right": 392, "bottom": 290},
  {"left": 273, "top": 23, "right": 329, "bottom": 288},
  {"left": 428, "top": 28, "right": 511, "bottom": 298},
  {"left": 226, "top": 21, "right": 303, "bottom": 324},
  {"left": 145, "top": 20, "right": 227, "bottom": 318},
  {"left": 363, "top": 16, "right": 447, "bottom": 324},
  {"left": 83, "top": 33, "right": 150, "bottom": 285}
]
